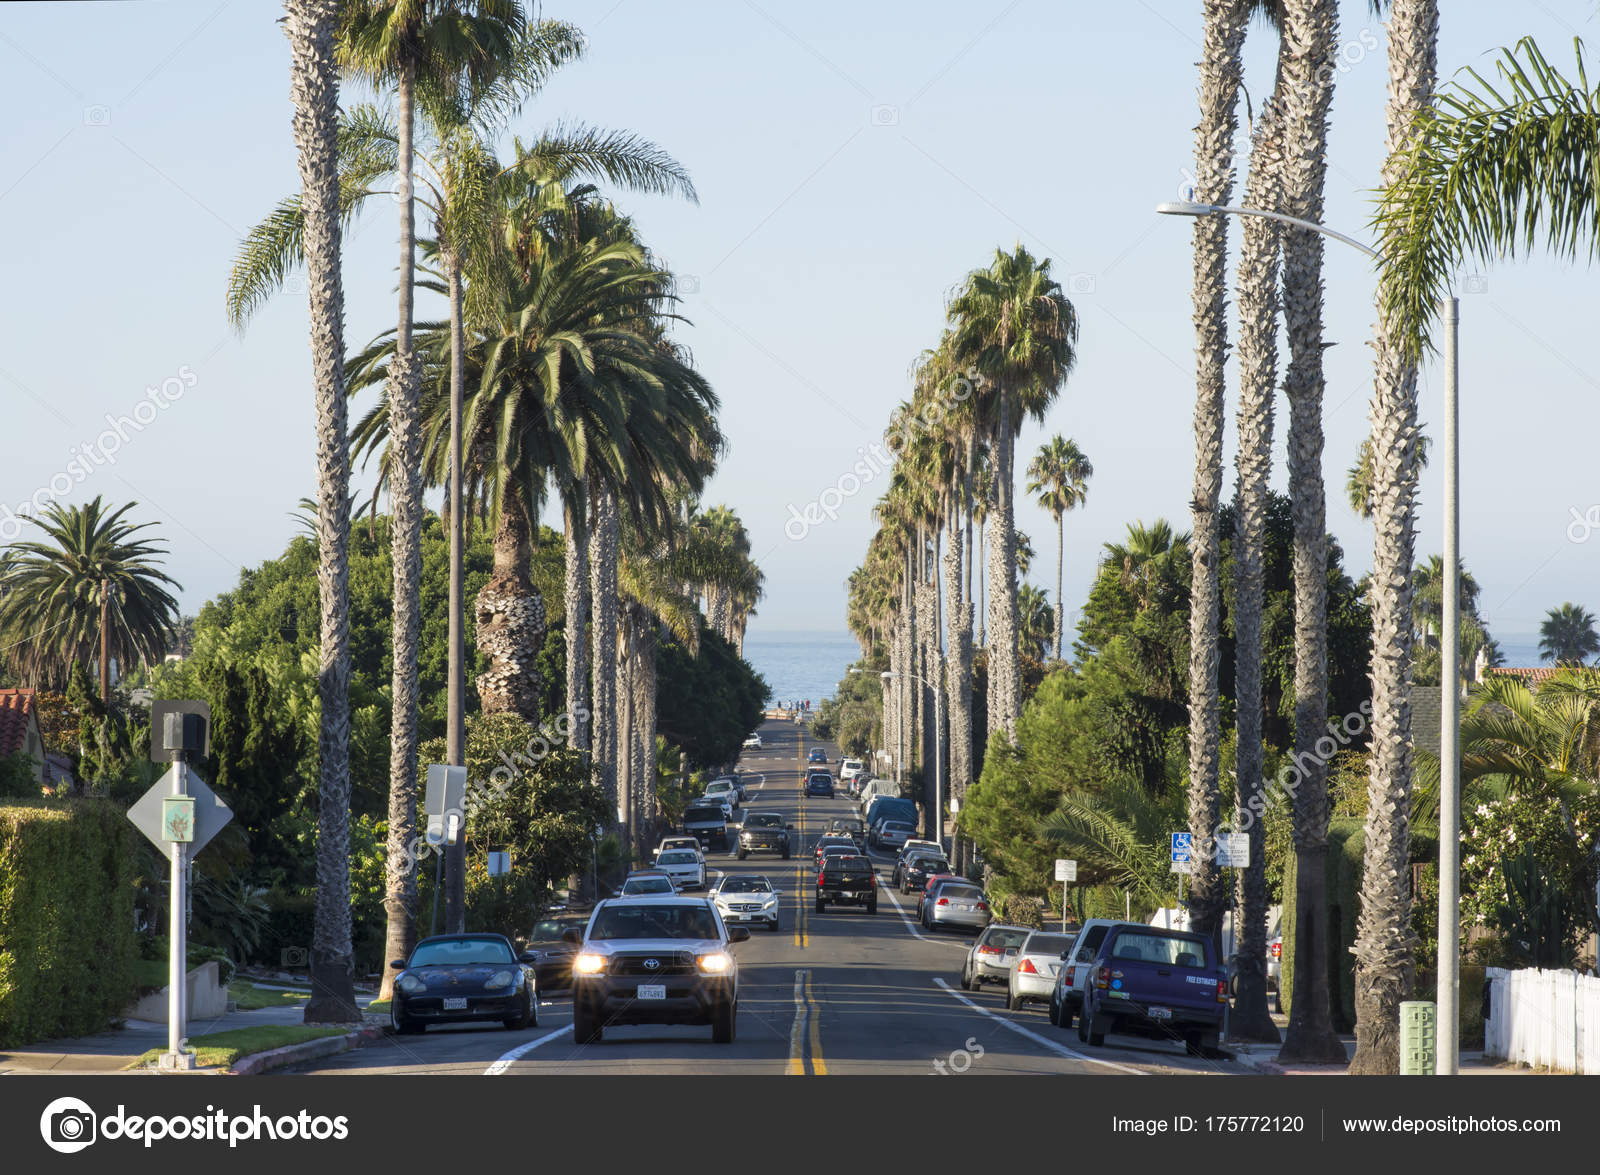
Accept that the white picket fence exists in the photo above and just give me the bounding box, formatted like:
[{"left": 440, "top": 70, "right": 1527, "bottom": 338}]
[{"left": 1484, "top": 967, "right": 1600, "bottom": 1073}]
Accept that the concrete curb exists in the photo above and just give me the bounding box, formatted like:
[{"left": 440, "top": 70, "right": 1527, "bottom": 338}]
[
  {"left": 225, "top": 1025, "right": 384, "bottom": 1076},
  {"left": 1228, "top": 1046, "right": 1289, "bottom": 1075}
]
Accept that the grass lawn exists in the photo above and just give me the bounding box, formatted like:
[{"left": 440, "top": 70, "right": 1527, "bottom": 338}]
[
  {"left": 229, "top": 980, "right": 311, "bottom": 1011},
  {"left": 128, "top": 1025, "right": 350, "bottom": 1070},
  {"left": 366, "top": 998, "right": 391, "bottom": 1015}
]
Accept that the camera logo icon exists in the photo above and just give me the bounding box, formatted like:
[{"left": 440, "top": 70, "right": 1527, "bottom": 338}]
[
  {"left": 41, "top": 1096, "right": 97, "bottom": 1154},
  {"left": 83, "top": 105, "right": 112, "bottom": 127},
  {"left": 1068, "top": 272, "right": 1097, "bottom": 295},
  {"left": 281, "top": 946, "right": 309, "bottom": 968},
  {"left": 869, "top": 104, "right": 899, "bottom": 127},
  {"left": 1464, "top": 273, "right": 1489, "bottom": 294}
]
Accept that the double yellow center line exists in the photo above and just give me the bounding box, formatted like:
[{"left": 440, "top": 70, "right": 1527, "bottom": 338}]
[{"left": 786, "top": 727, "right": 825, "bottom": 1074}]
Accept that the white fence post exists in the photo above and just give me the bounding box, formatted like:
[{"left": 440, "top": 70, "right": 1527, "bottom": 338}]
[{"left": 1483, "top": 966, "right": 1599, "bottom": 1073}]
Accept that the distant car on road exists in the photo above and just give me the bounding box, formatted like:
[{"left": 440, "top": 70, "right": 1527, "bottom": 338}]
[
  {"left": 828, "top": 817, "right": 866, "bottom": 850},
  {"left": 737, "top": 811, "right": 792, "bottom": 859},
  {"left": 703, "top": 778, "right": 741, "bottom": 812},
  {"left": 815, "top": 854, "right": 877, "bottom": 914},
  {"left": 805, "top": 772, "right": 835, "bottom": 797},
  {"left": 683, "top": 803, "right": 729, "bottom": 851},
  {"left": 523, "top": 913, "right": 590, "bottom": 992},
  {"left": 807, "top": 746, "right": 828, "bottom": 764},
  {"left": 743, "top": 733, "right": 763, "bottom": 749},
  {"left": 568, "top": 896, "right": 747, "bottom": 1044},
  {"left": 389, "top": 933, "right": 537, "bottom": 1034},
  {"left": 813, "top": 833, "right": 856, "bottom": 869},
  {"left": 619, "top": 870, "right": 677, "bottom": 896},
  {"left": 876, "top": 820, "right": 916, "bottom": 851},
  {"left": 839, "top": 758, "right": 865, "bottom": 783},
  {"left": 654, "top": 836, "right": 700, "bottom": 863},
  {"left": 709, "top": 873, "right": 781, "bottom": 932},
  {"left": 897, "top": 851, "right": 950, "bottom": 894},
  {"left": 655, "top": 848, "right": 707, "bottom": 891}
]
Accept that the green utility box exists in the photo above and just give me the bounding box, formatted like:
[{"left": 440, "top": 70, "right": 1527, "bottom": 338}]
[{"left": 1400, "top": 1000, "right": 1437, "bottom": 1074}]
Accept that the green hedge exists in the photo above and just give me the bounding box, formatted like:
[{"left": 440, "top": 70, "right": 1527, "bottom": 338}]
[{"left": 0, "top": 801, "right": 141, "bottom": 1046}]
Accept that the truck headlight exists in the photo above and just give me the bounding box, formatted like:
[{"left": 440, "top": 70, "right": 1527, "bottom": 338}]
[
  {"left": 573, "top": 953, "right": 607, "bottom": 975},
  {"left": 697, "top": 952, "right": 732, "bottom": 974}
]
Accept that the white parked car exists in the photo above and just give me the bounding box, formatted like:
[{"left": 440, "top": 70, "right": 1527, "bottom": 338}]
[
  {"left": 709, "top": 874, "right": 781, "bottom": 932},
  {"left": 839, "top": 759, "right": 865, "bottom": 783},
  {"left": 654, "top": 848, "right": 707, "bottom": 891}
]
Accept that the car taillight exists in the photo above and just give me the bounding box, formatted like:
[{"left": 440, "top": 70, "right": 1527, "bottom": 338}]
[
  {"left": 978, "top": 945, "right": 998, "bottom": 955},
  {"left": 1064, "top": 966, "right": 1075, "bottom": 985},
  {"left": 1271, "top": 941, "right": 1282, "bottom": 960},
  {"left": 1217, "top": 978, "right": 1229, "bottom": 1003},
  {"left": 1095, "top": 965, "right": 1110, "bottom": 990},
  {"left": 1018, "top": 958, "right": 1038, "bottom": 975},
  {"left": 817, "top": 872, "right": 825, "bottom": 886},
  {"left": 937, "top": 897, "right": 949, "bottom": 906},
  {"left": 976, "top": 902, "right": 988, "bottom": 912}
]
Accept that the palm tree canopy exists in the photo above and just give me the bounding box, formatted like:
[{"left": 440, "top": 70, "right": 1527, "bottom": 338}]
[
  {"left": 0, "top": 497, "right": 181, "bottom": 688},
  {"left": 1376, "top": 36, "right": 1599, "bottom": 359},
  {"left": 1026, "top": 434, "right": 1093, "bottom": 519},
  {"left": 1540, "top": 602, "right": 1600, "bottom": 665}
]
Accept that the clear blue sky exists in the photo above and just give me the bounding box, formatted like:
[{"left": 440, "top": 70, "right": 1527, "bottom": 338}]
[{"left": 2, "top": 1, "right": 1595, "bottom": 652}]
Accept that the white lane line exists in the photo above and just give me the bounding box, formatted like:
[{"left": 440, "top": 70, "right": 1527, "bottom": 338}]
[
  {"left": 881, "top": 878, "right": 967, "bottom": 949},
  {"left": 931, "top": 979, "right": 1147, "bottom": 1075},
  {"left": 483, "top": 1024, "right": 569, "bottom": 1075},
  {"left": 788, "top": 969, "right": 808, "bottom": 1075}
]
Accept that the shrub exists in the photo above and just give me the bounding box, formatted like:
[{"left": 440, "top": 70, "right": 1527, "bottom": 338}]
[
  {"left": 0, "top": 801, "right": 140, "bottom": 1047},
  {"left": 1000, "top": 894, "right": 1046, "bottom": 929}
]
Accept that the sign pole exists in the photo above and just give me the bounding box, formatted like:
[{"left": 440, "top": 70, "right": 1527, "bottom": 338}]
[{"left": 165, "top": 753, "right": 193, "bottom": 1070}]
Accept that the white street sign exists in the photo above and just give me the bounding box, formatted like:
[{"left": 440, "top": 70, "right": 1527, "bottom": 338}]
[
  {"left": 1054, "top": 858, "right": 1077, "bottom": 883},
  {"left": 1169, "top": 858, "right": 1193, "bottom": 874},
  {"left": 1217, "top": 832, "right": 1250, "bottom": 868},
  {"left": 424, "top": 764, "right": 468, "bottom": 845}
]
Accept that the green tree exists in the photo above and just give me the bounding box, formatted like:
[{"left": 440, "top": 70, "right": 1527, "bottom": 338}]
[
  {"left": 1539, "top": 602, "right": 1599, "bottom": 666},
  {"left": 1026, "top": 435, "right": 1092, "bottom": 661},
  {"left": 0, "top": 498, "right": 180, "bottom": 690}
]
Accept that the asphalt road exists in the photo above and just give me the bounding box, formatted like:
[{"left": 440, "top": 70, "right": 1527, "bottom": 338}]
[{"left": 289, "top": 718, "right": 1236, "bottom": 1077}]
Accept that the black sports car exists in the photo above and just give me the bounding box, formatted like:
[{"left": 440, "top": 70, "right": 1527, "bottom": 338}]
[
  {"left": 390, "top": 933, "right": 538, "bottom": 1033},
  {"left": 522, "top": 913, "right": 591, "bottom": 992}
]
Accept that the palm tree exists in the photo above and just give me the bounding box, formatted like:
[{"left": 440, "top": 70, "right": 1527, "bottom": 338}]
[
  {"left": 0, "top": 498, "right": 181, "bottom": 688},
  {"left": 334, "top": 0, "right": 582, "bottom": 1005},
  {"left": 1277, "top": 0, "right": 1348, "bottom": 1064},
  {"left": 1540, "top": 603, "right": 1600, "bottom": 666},
  {"left": 1346, "top": 435, "right": 1430, "bottom": 518},
  {"left": 1184, "top": 0, "right": 1250, "bottom": 978},
  {"left": 1016, "top": 584, "right": 1054, "bottom": 662},
  {"left": 947, "top": 245, "right": 1079, "bottom": 743},
  {"left": 284, "top": 0, "right": 357, "bottom": 1025},
  {"left": 1349, "top": 0, "right": 1439, "bottom": 1076},
  {"left": 1026, "top": 435, "right": 1092, "bottom": 660}
]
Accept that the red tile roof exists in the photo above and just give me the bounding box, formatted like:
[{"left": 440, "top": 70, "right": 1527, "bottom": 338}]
[
  {"left": 1485, "top": 666, "right": 1574, "bottom": 687},
  {"left": 0, "top": 689, "right": 38, "bottom": 758}
]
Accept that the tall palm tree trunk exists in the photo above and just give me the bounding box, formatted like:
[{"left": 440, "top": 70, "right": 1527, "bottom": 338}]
[
  {"left": 1053, "top": 512, "right": 1065, "bottom": 659},
  {"left": 1351, "top": 0, "right": 1438, "bottom": 1076},
  {"left": 475, "top": 493, "right": 545, "bottom": 722},
  {"left": 377, "top": 59, "right": 422, "bottom": 1004},
  {"left": 945, "top": 503, "right": 973, "bottom": 871},
  {"left": 590, "top": 486, "right": 620, "bottom": 825},
  {"left": 287, "top": 0, "right": 356, "bottom": 1024},
  {"left": 617, "top": 612, "right": 634, "bottom": 847},
  {"left": 1185, "top": 0, "right": 1249, "bottom": 955},
  {"left": 986, "top": 397, "right": 1021, "bottom": 741},
  {"left": 636, "top": 618, "right": 658, "bottom": 852},
  {"left": 1278, "top": 0, "right": 1348, "bottom": 1064},
  {"left": 443, "top": 250, "right": 468, "bottom": 934},
  {"left": 564, "top": 491, "right": 590, "bottom": 750},
  {"left": 1229, "top": 66, "right": 1287, "bottom": 1043}
]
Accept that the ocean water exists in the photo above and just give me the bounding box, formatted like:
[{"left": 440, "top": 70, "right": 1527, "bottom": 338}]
[{"left": 741, "top": 629, "right": 861, "bottom": 708}]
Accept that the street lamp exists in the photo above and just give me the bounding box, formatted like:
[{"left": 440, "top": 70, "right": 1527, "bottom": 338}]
[
  {"left": 1158, "top": 198, "right": 1463, "bottom": 1074},
  {"left": 882, "top": 666, "right": 944, "bottom": 850}
]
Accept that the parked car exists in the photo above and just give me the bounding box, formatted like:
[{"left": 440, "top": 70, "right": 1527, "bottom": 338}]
[
  {"left": 815, "top": 854, "right": 877, "bottom": 914},
  {"left": 921, "top": 878, "right": 991, "bottom": 933},
  {"left": 864, "top": 797, "right": 918, "bottom": 845},
  {"left": 1047, "top": 919, "right": 1130, "bottom": 1030},
  {"left": 898, "top": 852, "right": 950, "bottom": 894},
  {"left": 389, "top": 933, "right": 538, "bottom": 1034},
  {"left": 915, "top": 873, "right": 963, "bottom": 921},
  {"left": 874, "top": 820, "right": 918, "bottom": 852},
  {"left": 960, "top": 924, "right": 1031, "bottom": 989},
  {"left": 742, "top": 732, "right": 763, "bottom": 749},
  {"left": 709, "top": 874, "right": 781, "bottom": 932},
  {"left": 712, "top": 774, "right": 750, "bottom": 802},
  {"left": 682, "top": 803, "right": 729, "bottom": 851},
  {"left": 522, "top": 913, "right": 590, "bottom": 993},
  {"left": 898, "top": 838, "right": 941, "bottom": 863},
  {"left": 1007, "top": 930, "right": 1077, "bottom": 1011},
  {"left": 567, "top": 896, "right": 747, "bottom": 1043},
  {"left": 839, "top": 758, "right": 865, "bottom": 783},
  {"left": 1077, "top": 924, "right": 1229, "bottom": 1054},
  {"left": 737, "top": 811, "right": 791, "bottom": 859},
  {"left": 619, "top": 870, "right": 677, "bottom": 896},
  {"left": 654, "top": 848, "right": 707, "bottom": 891}
]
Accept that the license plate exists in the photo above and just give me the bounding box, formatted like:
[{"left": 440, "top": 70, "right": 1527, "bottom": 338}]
[
  {"left": 1148, "top": 1005, "right": 1172, "bottom": 1020},
  {"left": 637, "top": 984, "right": 666, "bottom": 1000},
  {"left": 443, "top": 997, "right": 468, "bottom": 1010},
  {"left": 957, "top": 904, "right": 973, "bottom": 912}
]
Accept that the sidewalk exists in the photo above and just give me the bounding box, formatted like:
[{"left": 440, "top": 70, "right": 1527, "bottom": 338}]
[
  {"left": 1229, "top": 1036, "right": 1518, "bottom": 1075},
  {"left": 1, "top": 1004, "right": 330, "bottom": 1074}
]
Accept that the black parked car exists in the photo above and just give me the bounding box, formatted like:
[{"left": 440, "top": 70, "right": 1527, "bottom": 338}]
[
  {"left": 390, "top": 933, "right": 538, "bottom": 1034},
  {"left": 899, "top": 852, "right": 951, "bottom": 894}
]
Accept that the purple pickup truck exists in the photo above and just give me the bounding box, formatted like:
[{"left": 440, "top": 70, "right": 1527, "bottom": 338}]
[{"left": 1077, "top": 924, "right": 1229, "bottom": 1056}]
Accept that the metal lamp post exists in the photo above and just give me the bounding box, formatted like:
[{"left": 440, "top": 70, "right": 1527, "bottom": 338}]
[{"left": 1158, "top": 198, "right": 1463, "bottom": 1073}]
